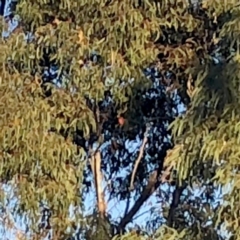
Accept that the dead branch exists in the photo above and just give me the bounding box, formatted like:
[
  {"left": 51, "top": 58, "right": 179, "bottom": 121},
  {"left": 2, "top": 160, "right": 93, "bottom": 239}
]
[{"left": 129, "top": 125, "right": 151, "bottom": 190}]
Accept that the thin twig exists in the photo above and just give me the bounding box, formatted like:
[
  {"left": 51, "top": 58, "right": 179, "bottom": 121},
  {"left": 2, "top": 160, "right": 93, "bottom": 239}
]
[{"left": 129, "top": 125, "right": 151, "bottom": 190}]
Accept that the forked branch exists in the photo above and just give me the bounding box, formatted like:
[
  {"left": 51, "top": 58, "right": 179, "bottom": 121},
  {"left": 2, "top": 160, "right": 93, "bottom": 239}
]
[{"left": 117, "top": 147, "right": 178, "bottom": 233}]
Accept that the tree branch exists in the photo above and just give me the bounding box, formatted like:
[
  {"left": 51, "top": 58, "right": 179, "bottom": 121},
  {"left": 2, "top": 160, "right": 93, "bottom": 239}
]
[
  {"left": 129, "top": 125, "right": 151, "bottom": 190},
  {"left": 90, "top": 151, "right": 107, "bottom": 218},
  {"left": 167, "top": 182, "right": 186, "bottom": 227},
  {"left": 123, "top": 192, "right": 131, "bottom": 220},
  {"left": 117, "top": 170, "right": 159, "bottom": 233},
  {"left": 117, "top": 147, "right": 178, "bottom": 234}
]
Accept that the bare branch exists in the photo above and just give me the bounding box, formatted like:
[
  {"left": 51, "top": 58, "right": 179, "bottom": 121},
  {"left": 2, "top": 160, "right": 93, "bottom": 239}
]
[{"left": 129, "top": 125, "right": 151, "bottom": 190}]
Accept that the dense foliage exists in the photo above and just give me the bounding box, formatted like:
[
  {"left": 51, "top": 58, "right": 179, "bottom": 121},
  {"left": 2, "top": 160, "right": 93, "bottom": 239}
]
[{"left": 0, "top": 0, "right": 240, "bottom": 239}]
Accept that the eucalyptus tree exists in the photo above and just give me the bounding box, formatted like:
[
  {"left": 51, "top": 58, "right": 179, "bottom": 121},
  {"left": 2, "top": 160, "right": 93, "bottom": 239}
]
[{"left": 0, "top": 0, "right": 240, "bottom": 240}]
